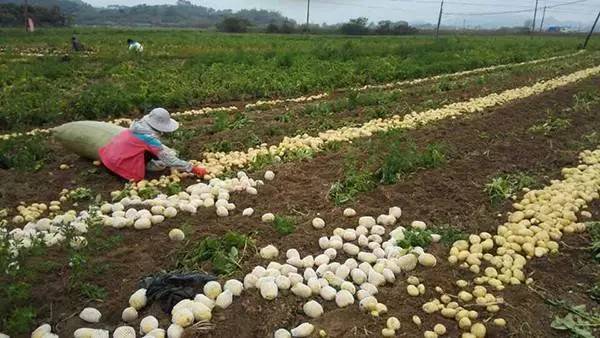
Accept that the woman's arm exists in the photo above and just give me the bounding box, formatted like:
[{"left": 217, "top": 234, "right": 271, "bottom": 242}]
[{"left": 155, "top": 146, "right": 193, "bottom": 172}]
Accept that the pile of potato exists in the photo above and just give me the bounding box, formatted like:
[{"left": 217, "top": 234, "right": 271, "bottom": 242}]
[
  {"left": 450, "top": 148, "right": 600, "bottom": 289},
  {"left": 4, "top": 171, "right": 268, "bottom": 258},
  {"left": 433, "top": 148, "right": 600, "bottom": 337},
  {"left": 245, "top": 93, "right": 329, "bottom": 110},
  {"left": 171, "top": 106, "right": 236, "bottom": 118},
  {"left": 242, "top": 207, "right": 448, "bottom": 337}
]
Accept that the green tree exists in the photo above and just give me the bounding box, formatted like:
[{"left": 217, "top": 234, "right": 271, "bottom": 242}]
[
  {"left": 340, "top": 17, "right": 370, "bottom": 35},
  {"left": 217, "top": 17, "right": 251, "bottom": 33}
]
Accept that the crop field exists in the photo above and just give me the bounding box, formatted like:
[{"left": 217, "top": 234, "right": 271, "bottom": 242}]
[
  {"left": 0, "top": 28, "right": 597, "bottom": 132},
  {"left": 1, "top": 29, "right": 600, "bottom": 338}
]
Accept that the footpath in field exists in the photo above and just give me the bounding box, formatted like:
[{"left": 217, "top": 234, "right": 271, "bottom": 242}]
[{"left": 12, "top": 67, "right": 600, "bottom": 337}]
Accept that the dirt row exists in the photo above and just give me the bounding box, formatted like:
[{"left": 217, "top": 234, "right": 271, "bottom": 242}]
[{"left": 37, "top": 74, "right": 600, "bottom": 337}]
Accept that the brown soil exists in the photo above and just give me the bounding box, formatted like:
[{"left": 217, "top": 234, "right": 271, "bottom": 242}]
[{"left": 4, "top": 73, "right": 600, "bottom": 337}]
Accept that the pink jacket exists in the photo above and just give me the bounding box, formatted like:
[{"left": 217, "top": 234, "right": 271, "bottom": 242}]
[{"left": 99, "top": 130, "right": 161, "bottom": 181}]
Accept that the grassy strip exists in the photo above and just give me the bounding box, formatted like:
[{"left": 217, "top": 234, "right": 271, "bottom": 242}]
[
  {"left": 484, "top": 172, "right": 538, "bottom": 206},
  {"left": 329, "top": 130, "right": 447, "bottom": 205},
  {"left": 176, "top": 231, "right": 255, "bottom": 276}
]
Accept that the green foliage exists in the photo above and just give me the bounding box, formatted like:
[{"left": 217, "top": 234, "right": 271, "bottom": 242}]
[
  {"left": 138, "top": 186, "right": 160, "bottom": 200},
  {"left": 437, "top": 78, "right": 453, "bottom": 92},
  {"left": 485, "top": 177, "right": 513, "bottom": 204},
  {"left": 0, "top": 135, "right": 49, "bottom": 171},
  {"left": 179, "top": 222, "right": 194, "bottom": 237},
  {"left": 589, "top": 282, "right": 600, "bottom": 302},
  {"left": 484, "top": 172, "right": 537, "bottom": 205},
  {"left": 550, "top": 302, "right": 600, "bottom": 338},
  {"left": 284, "top": 148, "right": 315, "bottom": 162},
  {"left": 586, "top": 221, "right": 600, "bottom": 262},
  {"left": 272, "top": 215, "right": 296, "bottom": 235},
  {"left": 302, "top": 90, "right": 398, "bottom": 119},
  {"left": 111, "top": 185, "right": 133, "bottom": 202},
  {"left": 580, "top": 132, "right": 600, "bottom": 148},
  {"left": 79, "top": 282, "right": 107, "bottom": 301},
  {"left": 323, "top": 141, "right": 343, "bottom": 153},
  {"left": 0, "top": 1, "right": 289, "bottom": 27},
  {"left": 249, "top": 153, "right": 281, "bottom": 171},
  {"left": 329, "top": 163, "right": 376, "bottom": 205},
  {"left": 0, "top": 3, "right": 67, "bottom": 27},
  {"left": 210, "top": 111, "right": 252, "bottom": 133},
  {"left": 528, "top": 115, "right": 571, "bottom": 136},
  {"left": 165, "top": 181, "right": 183, "bottom": 196},
  {"left": 429, "top": 226, "right": 469, "bottom": 246},
  {"left": 230, "top": 112, "right": 252, "bottom": 130},
  {"left": 67, "top": 187, "right": 94, "bottom": 201},
  {"left": 374, "top": 141, "right": 446, "bottom": 185},
  {"left": 205, "top": 140, "right": 233, "bottom": 153},
  {"left": 302, "top": 102, "right": 334, "bottom": 118},
  {"left": 0, "top": 211, "right": 121, "bottom": 334},
  {"left": 573, "top": 89, "right": 600, "bottom": 113},
  {"left": 397, "top": 228, "right": 433, "bottom": 249},
  {"left": 0, "top": 232, "right": 44, "bottom": 334},
  {"left": 329, "top": 133, "right": 446, "bottom": 205},
  {"left": 178, "top": 231, "right": 255, "bottom": 276},
  {"left": 211, "top": 111, "right": 230, "bottom": 133},
  {"left": 243, "top": 133, "right": 262, "bottom": 149},
  {"left": 275, "top": 112, "right": 292, "bottom": 123},
  {"left": 364, "top": 106, "right": 388, "bottom": 119},
  {"left": 5, "top": 306, "right": 36, "bottom": 335},
  {"left": 63, "top": 215, "right": 116, "bottom": 301},
  {"left": 340, "top": 17, "right": 370, "bottom": 35},
  {"left": 217, "top": 17, "right": 251, "bottom": 33}
]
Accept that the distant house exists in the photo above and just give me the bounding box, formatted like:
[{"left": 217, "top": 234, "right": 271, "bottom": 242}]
[{"left": 547, "top": 26, "right": 572, "bottom": 33}]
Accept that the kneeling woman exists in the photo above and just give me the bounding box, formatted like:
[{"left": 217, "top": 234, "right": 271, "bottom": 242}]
[{"left": 99, "top": 108, "right": 206, "bottom": 181}]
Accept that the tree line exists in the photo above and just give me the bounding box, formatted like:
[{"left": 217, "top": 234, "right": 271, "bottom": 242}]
[
  {"left": 0, "top": 0, "right": 418, "bottom": 36},
  {"left": 0, "top": 3, "right": 67, "bottom": 27},
  {"left": 0, "top": 0, "right": 290, "bottom": 28},
  {"left": 221, "top": 17, "right": 418, "bottom": 35}
]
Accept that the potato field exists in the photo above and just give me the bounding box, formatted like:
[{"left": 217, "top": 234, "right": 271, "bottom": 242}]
[{"left": 1, "top": 29, "right": 600, "bottom": 338}]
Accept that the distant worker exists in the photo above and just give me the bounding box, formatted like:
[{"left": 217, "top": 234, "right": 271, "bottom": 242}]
[
  {"left": 71, "top": 35, "right": 84, "bottom": 52},
  {"left": 127, "top": 38, "right": 144, "bottom": 52},
  {"left": 99, "top": 108, "right": 207, "bottom": 181}
]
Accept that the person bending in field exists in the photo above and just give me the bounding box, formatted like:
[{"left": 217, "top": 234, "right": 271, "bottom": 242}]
[
  {"left": 99, "top": 108, "right": 207, "bottom": 181},
  {"left": 127, "top": 38, "right": 143, "bottom": 52},
  {"left": 71, "top": 35, "right": 84, "bottom": 52}
]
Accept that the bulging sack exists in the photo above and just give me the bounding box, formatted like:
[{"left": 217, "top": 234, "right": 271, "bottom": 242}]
[{"left": 53, "top": 121, "right": 125, "bottom": 160}]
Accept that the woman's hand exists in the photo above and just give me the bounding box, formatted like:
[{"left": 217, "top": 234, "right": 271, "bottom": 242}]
[{"left": 191, "top": 166, "right": 207, "bottom": 178}]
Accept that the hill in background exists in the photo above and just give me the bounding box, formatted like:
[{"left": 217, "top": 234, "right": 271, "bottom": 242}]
[{"left": 0, "top": 0, "right": 294, "bottom": 27}]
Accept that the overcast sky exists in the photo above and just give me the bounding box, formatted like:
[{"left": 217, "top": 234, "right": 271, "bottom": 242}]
[{"left": 85, "top": 0, "right": 600, "bottom": 26}]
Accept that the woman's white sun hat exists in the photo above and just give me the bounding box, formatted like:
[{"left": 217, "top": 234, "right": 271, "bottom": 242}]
[{"left": 145, "top": 108, "right": 179, "bottom": 133}]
